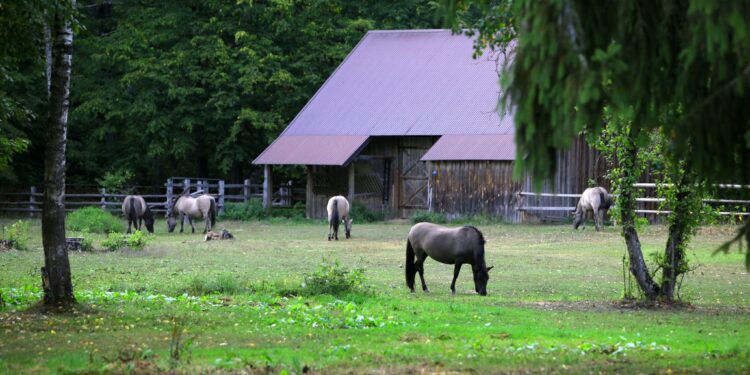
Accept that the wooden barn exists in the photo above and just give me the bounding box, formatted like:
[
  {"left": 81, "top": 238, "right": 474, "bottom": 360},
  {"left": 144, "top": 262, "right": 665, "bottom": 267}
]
[{"left": 253, "top": 30, "right": 606, "bottom": 221}]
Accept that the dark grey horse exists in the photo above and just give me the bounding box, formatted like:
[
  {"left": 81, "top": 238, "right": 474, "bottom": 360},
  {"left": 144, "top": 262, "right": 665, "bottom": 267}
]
[
  {"left": 122, "top": 195, "right": 154, "bottom": 234},
  {"left": 405, "top": 222, "right": 493, "bottom": 296}
]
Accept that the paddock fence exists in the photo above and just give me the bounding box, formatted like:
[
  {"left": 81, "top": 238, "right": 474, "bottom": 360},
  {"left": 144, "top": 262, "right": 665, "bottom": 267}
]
[
  {"left": 0, "top": 177, "right": 305, "bottom": 217},
  {"left": 518, "top": 183, "right": 750, "bottom": 221}
]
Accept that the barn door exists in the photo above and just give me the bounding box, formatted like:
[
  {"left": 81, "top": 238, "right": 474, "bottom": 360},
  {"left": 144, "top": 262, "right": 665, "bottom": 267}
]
[{"left": 399, "top": 146, "right": 429, "bottom": 211}]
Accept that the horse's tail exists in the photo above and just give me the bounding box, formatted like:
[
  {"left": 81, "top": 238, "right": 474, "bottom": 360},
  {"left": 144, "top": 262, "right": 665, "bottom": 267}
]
[
  {"left": 209, "top": 198, "right": 217, "bottom": 228},
  {"left": 128, "top": 197, "right": 137, "bottom": 221},
  {"left": 330, "top": 199, "right": 340, "bottom": 232},
  {"left": 405, "top": 238, "right": 416, "bottom": 291}
]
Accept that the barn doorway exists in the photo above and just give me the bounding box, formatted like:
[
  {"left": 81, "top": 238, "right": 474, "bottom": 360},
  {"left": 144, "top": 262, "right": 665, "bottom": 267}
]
[{"left": 399, "top": 146, "right": 429, "bottom": 213}]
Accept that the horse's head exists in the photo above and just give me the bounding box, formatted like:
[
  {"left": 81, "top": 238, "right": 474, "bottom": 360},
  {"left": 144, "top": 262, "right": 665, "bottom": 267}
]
[
  {"left": 473, "top": 265, "right": 493, "bottom": 296},
  {"left": 166, "top": 214, "right": 177, "bottom": 233},
  {"left": 165, "top": 195, "right": 181, "bottom": 232},
  {"left": 344, "top": 218, "right": 352, "bottom": 239},
  {"left": 573, "top": 210, "right": 584, "bottom": 230},
  {"left": 143, "top": 206, "right": 155, "bottom": 234}
]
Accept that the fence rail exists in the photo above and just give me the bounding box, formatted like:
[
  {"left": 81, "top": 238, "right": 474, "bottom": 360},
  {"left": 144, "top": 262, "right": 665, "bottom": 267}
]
[
  {"left": 0, "top": 177, "right": 306, "bottom": 217},
  {"left": 518, "top": 183, "right": 750, "bottom": 217}
]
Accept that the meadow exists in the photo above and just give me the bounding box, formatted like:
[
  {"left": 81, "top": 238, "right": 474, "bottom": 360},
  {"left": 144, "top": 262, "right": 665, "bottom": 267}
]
[{"left": 1, "top": 218, "right": 749, "bottom": 374}]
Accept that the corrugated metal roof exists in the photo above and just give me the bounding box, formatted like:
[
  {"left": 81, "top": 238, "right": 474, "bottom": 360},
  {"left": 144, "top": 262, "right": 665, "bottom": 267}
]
[
  {"left": 252, "top": 135, "right": 369, "bottom": 166},
  {"left": 255, "top": 30, "right": 515, "bottom": 165},
  {"left": 421, "top": 134, "right": 515, "bottom": 161}
]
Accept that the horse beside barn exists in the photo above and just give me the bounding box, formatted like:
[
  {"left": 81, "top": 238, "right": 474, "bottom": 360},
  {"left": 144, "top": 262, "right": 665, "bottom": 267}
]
[
  {"left": 326, "top": 195, "right": 352, "bottom": 241},
  {"left": 573, "top": 187, "right": 614, "bottom": 231}
]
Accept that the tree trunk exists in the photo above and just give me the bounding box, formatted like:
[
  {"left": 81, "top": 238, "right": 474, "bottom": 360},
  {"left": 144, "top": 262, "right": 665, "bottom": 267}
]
[
  {"left": 660, "top": 174, "right": 692, "bottom": 301},
  {"left": 42, "top": 2, "right": 76, "bottom": 310},
  {"left": 619, "top": 136, "right": 660, "bottom": 300}
]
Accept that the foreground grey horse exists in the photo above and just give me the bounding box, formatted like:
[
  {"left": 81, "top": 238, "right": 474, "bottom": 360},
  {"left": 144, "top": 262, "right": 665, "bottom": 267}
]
[
  {"left": 167, "top": 193, "right": 216, "bottom": 234},
  {"left": 573, "top": 186, "right": 614, "bottom": 231},
  {"left": 406, "top": 222, "right": 493, "bottom": 296},
  {"left": 122, "top": 195, "right": 154, "bottom": 234}
]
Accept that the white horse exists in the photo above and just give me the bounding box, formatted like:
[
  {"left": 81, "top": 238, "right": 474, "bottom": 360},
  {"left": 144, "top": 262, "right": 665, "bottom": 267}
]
[
  {"left": 573, "top": 187, "right": 613, "bottom": 231},
  {"left": 326, "top": 195, "right": 352, "bottom": 240},
  {"left": 167, "top": 193, "right": 216, "bottom": 233}
]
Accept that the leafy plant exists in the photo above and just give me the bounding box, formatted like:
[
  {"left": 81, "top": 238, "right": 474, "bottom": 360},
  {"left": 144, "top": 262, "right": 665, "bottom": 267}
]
[
  {"left": 411, "top": 210, "right": 447, "bottom": 224},
  {"left": 96, "top": 168, "right": 135, "bottom": 194},
  {"left": 1, "top": 220, "right": 30, "bottom": 250},
  {"left": 349, "top": 201, "right": 384, "bottom": 223},
  {"left": 300, "top": 260, "right": 367, "bottom": 296},
  {"left": 101, "top": 232, "right": 127, "bottom": 251},
  {"left": 186, "top": 275, "right": 240, "bottom": 295},
  {"left": 126, "top": 230, "right": 149, "bottom": 250},
  {"left": 67, "top": 207, "right": 122, "bottom": 233}
]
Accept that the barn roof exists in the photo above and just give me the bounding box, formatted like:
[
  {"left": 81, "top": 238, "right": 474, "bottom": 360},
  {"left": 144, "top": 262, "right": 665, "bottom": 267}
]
[
  {"left": 421, "top": 134, "right": 515, "bottom": 161},
  {"left": 253, "top": 29, "right": 514, "bottom": 166}
]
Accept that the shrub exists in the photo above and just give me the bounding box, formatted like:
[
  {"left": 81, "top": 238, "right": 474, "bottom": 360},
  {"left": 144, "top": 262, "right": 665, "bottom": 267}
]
[
  {"left": 101, "top": 232, "right": 127, "bottom": 251},
  {"left": 221, "top": 199, "right": 306, "bottom": 221},
  {"left": 126, "top": 230, "right": 149, "bottom": 250},
  {"left": 1, "top": 220, "right": 30, "bottom": 250},
  {"left": 349, "top": 201, "right": 384, "bottom": 223},
  {"left": 411, "top": 210, "right": 447, "bottom": 224},
  {"left": 300, "top": 260, "right": 367, "bottom": 296},
  {"left": 67, "top": 207, "right": 122, "bottom": 233}
]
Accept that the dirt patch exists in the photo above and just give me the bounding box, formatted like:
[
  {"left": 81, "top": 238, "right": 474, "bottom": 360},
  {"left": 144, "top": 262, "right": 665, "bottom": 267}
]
[{"left": 519, "top": 300, "right": 750, "bottom": 314}]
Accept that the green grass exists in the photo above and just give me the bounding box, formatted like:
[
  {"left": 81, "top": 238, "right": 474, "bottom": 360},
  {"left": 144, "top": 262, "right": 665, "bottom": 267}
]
[{"left": 1, "top": 218, "right": 749, "bottom": 373}]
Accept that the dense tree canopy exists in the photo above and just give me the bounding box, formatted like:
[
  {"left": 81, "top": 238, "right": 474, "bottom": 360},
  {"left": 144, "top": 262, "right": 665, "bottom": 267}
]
[{"left": 3, "top": 0, "right": 438, "bottom": 186}]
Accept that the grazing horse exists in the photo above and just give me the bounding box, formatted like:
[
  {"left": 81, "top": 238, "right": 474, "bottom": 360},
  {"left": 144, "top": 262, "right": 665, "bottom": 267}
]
[
  {"left": 405, "top": 222, "right": 493, "bottom": 296},
  {"left": 122, "top": 195, "right": 154, "bottom": 234},
  {"left": 573, "top": 186, "right": 614, "bottom": 232},
  {"left": 326, "top": 195, "right": 352, "bottom": 241},
  {"left": 167, "top": 193, "right": 216, "bottom": 233}
]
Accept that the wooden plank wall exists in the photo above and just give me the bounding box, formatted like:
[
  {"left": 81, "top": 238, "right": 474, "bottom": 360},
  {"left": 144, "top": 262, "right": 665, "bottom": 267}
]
[{"left": 430, "top": 161, "right": 523, "bottom": 221}]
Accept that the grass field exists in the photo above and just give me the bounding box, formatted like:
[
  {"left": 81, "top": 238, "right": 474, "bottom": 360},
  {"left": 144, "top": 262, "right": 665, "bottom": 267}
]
[{"left": 1, "top": 218, "right": 749, "bottom": 374}]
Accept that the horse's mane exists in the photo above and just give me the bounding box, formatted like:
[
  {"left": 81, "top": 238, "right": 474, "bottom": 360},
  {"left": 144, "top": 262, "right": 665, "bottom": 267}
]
[{"left": 462, "top": 226, "right": 486, "bottom": 245}]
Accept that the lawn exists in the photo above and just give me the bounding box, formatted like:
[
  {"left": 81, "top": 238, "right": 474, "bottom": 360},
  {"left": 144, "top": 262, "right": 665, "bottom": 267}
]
[{"left": 1, "top": 218, "right": 749, "bottom": 374}]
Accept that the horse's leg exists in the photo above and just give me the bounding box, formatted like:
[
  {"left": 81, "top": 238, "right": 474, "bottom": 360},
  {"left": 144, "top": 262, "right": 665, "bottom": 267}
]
[
  {"left": 189, "top": 218, "right": 195, "bottom": 233},
  {"left": 204, "top": 215, "right": 209, "bottom": 234},
  {"left": 127, "top": 218, "right": 132, "bottom": 234},
  {"left": 179, "top": 214, "right": 184, "bottom": 233},
  {"left": 416, "top": 256, "right": 429, "bottom": 292},
  {"left": 450, "top": 263, "right": 462, "bottom": 294},
  {"left": 138, "top": 218, "right": 142, "bottom": 231},
  {"left": 595, "top": 209, "right": 602, "bottom": 232}
]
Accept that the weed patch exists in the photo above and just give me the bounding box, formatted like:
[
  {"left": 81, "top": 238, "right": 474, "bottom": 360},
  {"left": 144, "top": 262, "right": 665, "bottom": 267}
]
[{"left": 67, "top": 207, "right": 122, "bottom": 233}]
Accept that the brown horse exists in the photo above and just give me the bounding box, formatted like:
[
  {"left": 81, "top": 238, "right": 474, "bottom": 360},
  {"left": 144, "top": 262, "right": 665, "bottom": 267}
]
[
  {"left": 167, "top": 193, "right": 216, "bottom": 233},
  {"left": 573, "top": 187, "right": 614, "bottom": 231},
  {"left": 327, "top": 195, "right": 352, "bottom": 240},
  {"left": 122, "top": 195, "right": 154, "bottom": 233},
  {"left": 406, "top": 222, "right": 493, "bottom": 296}
]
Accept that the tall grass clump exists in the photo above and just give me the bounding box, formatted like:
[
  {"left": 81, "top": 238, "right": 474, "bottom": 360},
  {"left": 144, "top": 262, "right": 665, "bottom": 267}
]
[
  {"left": 67, "top": 207, "right": 122, "bottom": 233},
  {"left": 411, "top": 210, "right": 447, "bottom": 224},
  {"left": 349, "top": 201, "right": 384, "bottom": 222},
  {"left": 299, "top": 260, "right": 367, "bottom": 296},
  {"left": 1, "top": 220, "right": 31, "bottom": 250},
  {"left": 221, "top": 199, "right": 305, "bottom": 221}
]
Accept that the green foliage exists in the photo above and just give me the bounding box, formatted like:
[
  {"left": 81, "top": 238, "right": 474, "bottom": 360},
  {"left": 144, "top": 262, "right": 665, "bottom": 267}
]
[
  {"left": 411, "top": 210, "right": 447, "bottom": 224},
  {"left": 349, "top": 201, "right": 384, "bottom": 223},
  {"left": 299, "top": 260, "right": 367, "bottom": 296},
  {"left": 1, "top": 220, "right": 30, "bottom": 251},
  {"left": 187, "top": 275, "right": 240, "bottom": 295},
  {"left": 221, "top": 199, "right": 305, "bottom": 221},
  {"left": 96, "top": 168, "right": 134, "bottom": 194},
  {"left": 67, "top": 207, "right": 122, "bottom": 233},
  {"left": 101, "top": 232, "right": 127, "bottom": 251},
  {"left": 126, "top": 230, "right": 150, "bottom": 250}
]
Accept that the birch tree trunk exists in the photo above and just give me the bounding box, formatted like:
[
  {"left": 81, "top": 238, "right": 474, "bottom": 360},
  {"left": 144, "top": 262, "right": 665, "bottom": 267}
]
[{"left": 42, "top": 1, "right": 76, "bottom": 309}]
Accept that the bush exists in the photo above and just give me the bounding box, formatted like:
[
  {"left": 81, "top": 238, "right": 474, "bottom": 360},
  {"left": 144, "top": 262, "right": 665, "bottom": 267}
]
[
  {"left": 411, "top": 210, "right": 447, "bottom": 224},
  {"left": 300, "top": 260, "right": 367, "bottom": 296},
  {"left": 101, "top": 232, "right": 127, "bottom": 251},
  {"left": 67, "top": 207, "right": 122, "bottom": 233},
  {"left": 1, "top": 220, "right": 30, "bottom": 250},
  {"left": 126, "top": 230, "right": 149, "bottom": 250},
  {"left": 221, "top": 199, "right": 306, "bottom": 221},
  {"left": 349, "top": 201, "right": 384, "bottom": 223}
]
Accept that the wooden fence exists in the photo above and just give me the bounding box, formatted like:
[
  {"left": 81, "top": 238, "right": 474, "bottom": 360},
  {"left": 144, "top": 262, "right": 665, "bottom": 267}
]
[
  {"left": 0, "top": 177, "right": 303, "bottom": 217},
  {"left": 518, "top": 183, "right": 750, "bottom": 218}
]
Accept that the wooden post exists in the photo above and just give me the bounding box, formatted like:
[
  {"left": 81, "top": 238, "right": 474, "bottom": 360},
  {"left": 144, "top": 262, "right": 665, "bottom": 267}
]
[
  {"left": 166, "top": 178, "right": 173, "bottom": 212},
  {"left": 183, "top": 178, "right": 191, "bottom": 194},
  {"left": 218, "top": 180, "right": 225, "bottom": 214},
  {"left": 243, "top": 178, "right": 250, "bottom": 203},
  {"left": 100, "top": 188, "right": 107, "bottom": 210},
  {"left": 306, "top": 166, "right": 313, "bottom": 219},
  {"left": 263, "top": 165, "right": 272, "bottom": 210},
  {"left": 29, "top": 186, "right": 37, "bottom": 218},
  {"left": 348, "top": 162, "right": 355, "bottom": 203}
]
